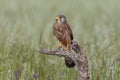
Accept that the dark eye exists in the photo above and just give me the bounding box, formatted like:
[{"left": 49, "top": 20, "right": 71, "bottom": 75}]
[{"left": 60, "top": 16, "right": 62, "bottom": 18}]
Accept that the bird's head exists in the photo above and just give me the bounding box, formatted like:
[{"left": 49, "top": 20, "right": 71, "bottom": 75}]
[{"left": 56, "top": 15, "right": 66, "bottom": 23}]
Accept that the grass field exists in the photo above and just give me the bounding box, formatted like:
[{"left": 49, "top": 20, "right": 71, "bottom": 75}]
[{"left": 0, "top": 0, "right": 120, "bottom": 80}]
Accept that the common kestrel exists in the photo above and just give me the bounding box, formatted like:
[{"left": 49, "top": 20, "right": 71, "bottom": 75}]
[
  {"left": 53, "top": 14, "right": 73, "bottom": 51},
  {"left": 53, "top": 14, "right": 75, "bottom": 68}
]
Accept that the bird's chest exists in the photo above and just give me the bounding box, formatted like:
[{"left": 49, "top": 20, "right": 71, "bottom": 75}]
[{"left": 53, "top": 24, "right": 67, "bottom": 42}]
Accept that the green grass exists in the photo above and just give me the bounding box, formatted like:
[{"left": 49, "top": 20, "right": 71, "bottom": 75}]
[{"left": 0, "top": 0, "right": 120, "bottom": 80}]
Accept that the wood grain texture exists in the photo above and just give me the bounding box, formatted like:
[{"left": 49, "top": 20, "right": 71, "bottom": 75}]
[{"left": 39, "top": 40, "right": 90, "bottom": 80}]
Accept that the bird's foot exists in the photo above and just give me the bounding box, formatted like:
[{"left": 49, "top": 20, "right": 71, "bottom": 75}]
[{"left": 65, "top": 47, "right": 69, "bottom": 51}]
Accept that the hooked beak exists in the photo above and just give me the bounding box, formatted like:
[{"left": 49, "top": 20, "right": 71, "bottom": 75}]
[{"left": 56, "top": 16, "right": 60, "bottom": 22}]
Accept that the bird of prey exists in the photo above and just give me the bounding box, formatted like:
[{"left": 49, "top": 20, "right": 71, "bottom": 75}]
[
  {"left": 53, "top": 14, "right": 75, "bottom": 68},
  {"left": 53, "top": 14, "right": 73, "bottom": 51}
]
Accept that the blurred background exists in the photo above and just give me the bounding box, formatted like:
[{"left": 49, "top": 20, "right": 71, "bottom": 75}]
[{"left": 0, "top": 0, "right": 120, "bottom": 80}]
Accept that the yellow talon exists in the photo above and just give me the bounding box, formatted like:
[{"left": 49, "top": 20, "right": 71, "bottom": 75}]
[
  {"left": 65, "top": 47, "right": 69, "bottom": 51},
  {"left": 65, "top": 43, "right": 69, "bottom": 51},
  {"left": 58, "top": 42, "right": 70, "bottom": 51},
  {"left": 58, "top": 42, "right": 62, "bottom": 48}
]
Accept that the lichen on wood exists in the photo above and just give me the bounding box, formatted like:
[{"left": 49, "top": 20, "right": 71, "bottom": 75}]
[{"left": 39, "top": 40, "right": 90, "bottom": 80}]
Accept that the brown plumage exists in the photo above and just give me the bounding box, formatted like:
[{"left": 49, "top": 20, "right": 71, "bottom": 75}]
[
  {"left": 53, "top": 14, "right": 75, "bottom": 68},
  {"left": 53, "top": 15, "right": 73, "bottom": 51}
]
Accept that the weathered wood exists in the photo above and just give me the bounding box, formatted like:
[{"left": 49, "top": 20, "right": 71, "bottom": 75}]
[{"left": 39, "top": 40, "right": 90, "bottom": 80}]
